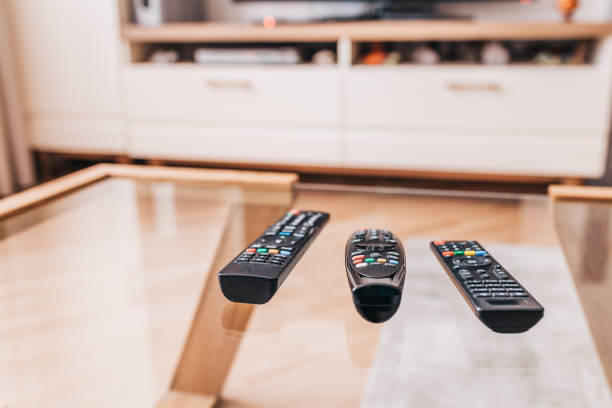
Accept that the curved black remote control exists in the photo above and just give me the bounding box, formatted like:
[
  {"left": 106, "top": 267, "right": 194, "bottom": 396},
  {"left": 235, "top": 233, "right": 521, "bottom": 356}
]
[
  {"left": 345, "top": 229, "right": 406, "bottom": 323},
  {"left": 218, "top": 210, "right": 329, "bottom": 304},
  {"left": 430, "top": 240, "right": 544, "bottom": 333}
]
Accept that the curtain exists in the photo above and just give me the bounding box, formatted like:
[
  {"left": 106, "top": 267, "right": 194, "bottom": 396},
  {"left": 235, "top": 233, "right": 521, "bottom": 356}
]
[{"left": 0, "top": 0, "right": 35, "bottom": 196}]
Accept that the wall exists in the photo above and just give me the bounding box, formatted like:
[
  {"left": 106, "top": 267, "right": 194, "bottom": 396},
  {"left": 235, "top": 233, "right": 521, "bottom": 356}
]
[{"left": 204, "top": 0, "right": 612, "bottom": 23}]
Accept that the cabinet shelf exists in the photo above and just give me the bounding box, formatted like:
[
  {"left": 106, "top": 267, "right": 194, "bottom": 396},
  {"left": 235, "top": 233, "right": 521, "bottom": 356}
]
[{"left": 122, "top": 21, "right": 612, "bottom": 44}]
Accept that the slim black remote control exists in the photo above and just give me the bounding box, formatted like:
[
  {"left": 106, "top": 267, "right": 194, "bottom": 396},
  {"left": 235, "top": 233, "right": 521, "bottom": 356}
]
[
  {"left": 218, "top": 209, "right": 329, "bottom": 304},
  {"left": 430, "top": 240, "right": 544, "bottom": 333},
  {"left": 345, "top": 229, "right": 406, "bottom": 323}
]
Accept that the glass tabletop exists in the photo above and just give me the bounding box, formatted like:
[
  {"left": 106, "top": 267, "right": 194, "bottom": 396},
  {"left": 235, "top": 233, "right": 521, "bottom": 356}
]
[{"left": 0, "top": 174, "right": 610, "bottom": 408}]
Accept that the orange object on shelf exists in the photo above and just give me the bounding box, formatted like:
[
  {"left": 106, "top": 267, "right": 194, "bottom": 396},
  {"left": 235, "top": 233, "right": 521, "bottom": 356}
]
[
  {"left": 557, "top": 0, "right": 579, "bottom": 22},
  {"left": 362, "top": 43, "right": 387, "bottom": 65}
]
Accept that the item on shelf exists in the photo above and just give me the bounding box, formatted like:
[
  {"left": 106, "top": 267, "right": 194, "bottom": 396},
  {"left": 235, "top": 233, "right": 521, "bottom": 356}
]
[
  {"left": 534, "top": 51, "right": 563, "bottom": 65},
  {"left": 312, "top": 49, "right": 336, "bottom": 65},
  {"left": 557, "top": 0, "right": 579, "bottom": 22},
  {"left": 480, "top": 42, "right": 511, "bottom": 65},
  {"left": 148, "top": 49, "right": 179, "bottom": 64},
  {"left": 410, "top": 45, "right": 440, "bottom": 65},
  {"left": 194, "top": 47, "right": 302, "bottom": 65},
  {"left": 568, "top": 42, "right": 589, "bottom": 64},
  {"left": 385, "top": 51, "right": 401, "bottom": 65},
  {"left": 362, "top": 43, "right": 387, "bottom": 65},
  {"left": 132, "top": 0, "right": 202, "bottom": 27}
]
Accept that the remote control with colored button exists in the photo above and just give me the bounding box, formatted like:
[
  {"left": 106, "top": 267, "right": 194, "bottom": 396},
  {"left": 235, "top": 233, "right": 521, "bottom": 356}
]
[
  {"left": 430, "top": 240, "right": 544, "bottom": 333},
  {"left": 345, "top": 229, "right": 406, "bottom": 323},
  {"left": 218, "top": 210, "right": 329, "bottom": 304}
]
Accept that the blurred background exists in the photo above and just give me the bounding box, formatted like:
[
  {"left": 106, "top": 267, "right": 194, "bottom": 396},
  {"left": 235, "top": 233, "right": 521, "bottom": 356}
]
[{"left": 1, "top": 0, "right": 612, "bottom": 195}]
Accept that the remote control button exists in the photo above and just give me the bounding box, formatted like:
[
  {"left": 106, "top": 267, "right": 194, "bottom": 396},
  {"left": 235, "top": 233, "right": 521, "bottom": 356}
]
[
  {"left": 357, "top": 264, "right": 398, "bottom": 278},
  {"left": 389, "top": 259, "right": 398, "bottom": 265},
  {"left": 351, "top": 250, "right": 364, "bottom": 256},
  {"left": 388, "top": 254, "right": 399, "bottom": 260},
  {"left": 278, "top": 232, "right": 291, "bottom": 236},
  {"left": 268, "top": 249, "right": 279, "bottom": 254},
  {"left": 377, "top": 258, "right": 387, "bottom": 263},
  {"left": 434, "top": 241, "right": 446, "bottom": 245},
  {"left": 246, "top": 248, "right": 256, "bottom": 253},
  {"left": 475, "top": 251, "right": 487, "bottom": 256},
  {"left": 453, "top": 256, "right": 492, "bottom": 267},
  {"left": 365, "top": 258, "right": 375, "bottom": 263},
  {"left": 257, "top": 248, "right": 268, "bottom": 253},
  {"left": 458, "top": 269, "right": 474, "bottom": 280},
  {"left": 479, "top": 274, "right": 490, "bottom": 279},
  {"left": 454, "top": 250, "right": 464, "bottom": 256},
  {"left": 388, "top": 251, "right": 400, "bottom": 256},
  {"left": 464, "top": 250, "right": 476, "bottom": 256},
  {"left": 354, "top": 260, "right": 363, "bottom": 264},
  {"left": 352, "top": 254, "right": 365, "bottom": 260},
  {"left": 356, "top": 263, "right": 368, "bottom": 268},
  {"left": 442, "top": 251, "right": 454, "bottom": 257},
  {"left": 260, "top": 236, "right": 299, "bottom": 246},
  {"left": 280, "top": 250, "right": 291, "bottom": 256},
  {"left": 511, "top": 292, "right": 528, "bottom": 297}
]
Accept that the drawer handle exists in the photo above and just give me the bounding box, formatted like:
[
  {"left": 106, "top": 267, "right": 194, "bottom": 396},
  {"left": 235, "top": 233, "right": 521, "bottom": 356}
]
[
  {"left": 447, "top": 82, "right": 501, "bottom": 92},
  {"left": 205, "top": 79, "right": 253, "bottom": 90}
]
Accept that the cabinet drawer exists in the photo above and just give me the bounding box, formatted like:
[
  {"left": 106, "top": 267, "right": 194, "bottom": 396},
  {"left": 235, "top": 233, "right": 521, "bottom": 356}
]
[
  {"left": 125, "top": 65, "right": 340, "bottom": 125},
  {"left": 29, "top": 118, "right": 125, "bottom": 154},
  {"left": 128, "top": 124, "right": 341, "bottom": 166},
  {"left": 346, "top": 66, "right": 610, "bottom": 135},
  {"left": 345, "top": 130, "right": 607, "bottom": 177}
]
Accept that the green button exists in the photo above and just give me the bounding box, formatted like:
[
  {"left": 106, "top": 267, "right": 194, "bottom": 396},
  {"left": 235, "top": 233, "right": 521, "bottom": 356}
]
[
  {"left": 454, "top": 250, "right": 464, "bottom": 256},
  {"left": 365, "top": 258, "right": 375, "bottom": 262},
  {"left": 257, "top": 248, "right": 268, "bottom": 253}
]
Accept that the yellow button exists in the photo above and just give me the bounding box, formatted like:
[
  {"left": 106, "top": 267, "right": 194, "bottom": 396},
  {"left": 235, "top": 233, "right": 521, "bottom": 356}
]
[
  {"left": 464, "top": 251, "right": 476, "bottom": 256},
  {"left": 377, "top": 258, "right": 387, "bottom": 263},
  {"left": 269, "top": 249, "right": 279, "bottom": 254}
]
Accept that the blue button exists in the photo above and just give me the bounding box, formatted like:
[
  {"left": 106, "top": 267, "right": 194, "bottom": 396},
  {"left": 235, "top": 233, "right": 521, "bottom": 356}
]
[
  {"left": 278, "top": 232, "right": 291, "bottom": 236},
  {"left": 280, "top": 250, "right": 291, "bottom": 256},
  {"left": 475, "top": 251, "right": 487, "bottom": 256},
  {"left": 389, "top": 260, "right": 398, "bottom": 265}
]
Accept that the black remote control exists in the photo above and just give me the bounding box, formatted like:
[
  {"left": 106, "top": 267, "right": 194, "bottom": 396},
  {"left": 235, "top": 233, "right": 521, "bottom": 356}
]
[
  {"left": 345, "top": 229, "right": 406, "bottom": 323},
  {"left": 430, "top": 240, "right": 544, "bottom": 333},
  {"left": 218, "top": 209, "right": 329, "bottom": 304}
]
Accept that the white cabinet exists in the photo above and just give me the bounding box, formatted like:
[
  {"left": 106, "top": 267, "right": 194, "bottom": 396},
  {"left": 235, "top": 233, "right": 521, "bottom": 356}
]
[
  {"left": 125, "top": 65, "right": 341, "bottom": 126},
  {"left": 125, "top": 64, "right": 342, "bottom": 166},
  {"left": 345, "top": 130, "right": 607, "bottom": 177},
  {"left": 128, "top": 124, "right": 340, "bottom": 165},
  {"left": 8, "top": 0, "right": 124, "bottom": 153},
  {"left": 346, "top": 66, "right": 609, "bottom": 136}
]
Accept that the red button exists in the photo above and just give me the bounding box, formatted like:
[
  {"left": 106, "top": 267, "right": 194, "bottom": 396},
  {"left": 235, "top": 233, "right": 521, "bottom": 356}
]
[
  {"left": 434, "top": 241, "right": 446, "bottom": 245},
  {"left": 442, "top": 251, "right": 454, "bottom": 257},
  {"left": 354, "top": 259, "right": 363, "bottom": 264},
  {"left": 352, "top": 254, "right": 365, "bottom": 260},
  {"left": 246, "top": 248, "right": 256, "bottom": 253},
  {"left": 290, "top": 209, "right": 300, "bottom": 215}
]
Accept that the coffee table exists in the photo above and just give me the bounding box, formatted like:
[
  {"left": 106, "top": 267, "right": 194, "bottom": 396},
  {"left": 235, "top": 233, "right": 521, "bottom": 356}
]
[{"left": 0, "top": 164, "right": 610, "bottom": 408}]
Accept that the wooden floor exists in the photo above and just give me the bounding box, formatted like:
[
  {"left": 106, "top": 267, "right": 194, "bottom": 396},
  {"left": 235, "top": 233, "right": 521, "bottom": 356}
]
[{"left": 0, "top": 181, "right": 584, "bottom": 407}]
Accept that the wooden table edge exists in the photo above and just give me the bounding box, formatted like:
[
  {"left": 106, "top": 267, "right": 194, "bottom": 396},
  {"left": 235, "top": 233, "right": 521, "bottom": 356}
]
[
  {"left": 548, "top": 184, "right": 612, "bottom": 202},
  {"left": 0, "top": 163, "right": 299, "bottom": 219}
]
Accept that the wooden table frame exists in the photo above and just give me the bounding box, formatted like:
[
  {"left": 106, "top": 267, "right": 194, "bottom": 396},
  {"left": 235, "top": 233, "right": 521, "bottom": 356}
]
[
  {"left": 549, "top": 184, "right": 612, "bottom": 391},
  {"left": 0, "top": 163, "right": 299, "bottom": 408}
]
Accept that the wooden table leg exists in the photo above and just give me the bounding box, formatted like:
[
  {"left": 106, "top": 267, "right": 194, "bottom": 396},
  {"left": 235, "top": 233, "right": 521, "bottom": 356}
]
[{"left": 158, "top": 201, "right": 290, "bottom": 407}]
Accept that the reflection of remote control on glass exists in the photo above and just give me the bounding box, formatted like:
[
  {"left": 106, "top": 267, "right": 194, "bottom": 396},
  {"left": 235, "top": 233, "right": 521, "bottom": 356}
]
[
  {"left": 218, "top": 210, "right": 329, "bottom": 304},
  {"left": 430, "top": 240, "right": 544, "bottom": 333},
  {"left": 345, "top": 229, "right": 406, "bottom": 323}
]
